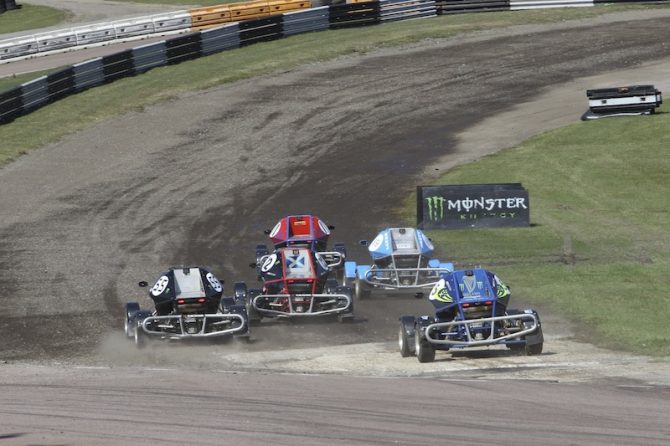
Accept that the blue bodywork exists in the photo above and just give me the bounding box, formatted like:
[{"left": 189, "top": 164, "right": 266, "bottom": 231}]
[
  {"left": 400, "top": 268, "right": 543, "bottom": 360},
  {"left": 366, "top": 228, "right": 433, "bottom": 260},
  {"left": 344, "top": 228, "right": 453, "bottom": 291}
]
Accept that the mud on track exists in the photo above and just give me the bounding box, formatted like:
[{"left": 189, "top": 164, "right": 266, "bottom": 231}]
[{"left": 2, "top": 14, "right": 670, "bottom": 364}]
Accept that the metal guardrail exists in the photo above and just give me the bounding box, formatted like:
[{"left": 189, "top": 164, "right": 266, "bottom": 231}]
[
  {"left": 510, "top": 0, "right": 592, "bottom": 9},
  {"left": 0, "top": 1, "right": 311, "bottom": 62},
  {"left": 380, "top": 0, "right": 437, "bottom": 21},
  {"left": 435, "top": 0, "right": 509, "bottom": 14},
  {"left": 0, "top": 11, "right": 192, "bottom": 61}
]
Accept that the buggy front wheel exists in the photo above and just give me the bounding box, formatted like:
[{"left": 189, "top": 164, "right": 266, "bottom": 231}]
[
  {"left": 415, "top": 328, "right": 435, "bottom": 363},
  {"left": 398, "top": 323, "right": 412, "bottom": 357}
]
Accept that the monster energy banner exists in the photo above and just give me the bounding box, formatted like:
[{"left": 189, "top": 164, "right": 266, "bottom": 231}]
[{"left": 417, "top": 184, "right": 530, "bottom": 229}]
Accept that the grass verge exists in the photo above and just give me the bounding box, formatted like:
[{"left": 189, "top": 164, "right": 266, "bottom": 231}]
[
  {"left": 0, "top": 4, "right": 70, "bottom": 35},
  {"left": 405, "top": 105, "right": 670, "bottom": 357}
]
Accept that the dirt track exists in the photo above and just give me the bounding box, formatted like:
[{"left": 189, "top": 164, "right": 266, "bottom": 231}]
[
  {"left": 2, "top": 9, "right": 670, "bottom": 445},
  {"left": 3, "top": 12, "right": 670, "bottom": 363}
]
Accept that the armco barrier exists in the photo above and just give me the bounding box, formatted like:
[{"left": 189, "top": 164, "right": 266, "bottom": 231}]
[
  {"left": 200, "top": 24, "right": 241, "bottom": 55},
  {"left": 0, "top": 37, "right": 38, "bottom": 60},
  {"left": 0, "top": 0, "right": 668, "bottom": 124},
  {"left": 0, "top": 87, "right": 22, "bottom": 121},
  {"left": 102, "top": 50, "right": 134, "bottom": 81},
  {"left": 190, "top": 0, "right": 310, "bottom": 30},
  {"left": 282, "top": 7, "right": 329, "bottom": 35},
  {"left": 380, "top": 0, "right": 436, "bottom": 22},
  {"left": 36, "top": 30, "right": 77, "bottom": 52},
  {"left": 73, "top": 58, "right": 104, "bottom": 91},
  {"left": 0, "top": 0, "right": 309, "bottom": 62},
  {"left": 436, "top": 0, "right": 510, "bottom": 13},
  {"left": 75, "top": 24, "right": 117, "bottom": 46},
  {"left": 510, "top": 0, "right": 591, "bottom": 8},
  {"left": 329, "top": 2, "right": 381, "bottom": 29},
  {"left": 239, "top": 16, "right": 284, "bottom": 46},
  {"left": 46, "top": 67, "right": 76, "bottom": 102},
  {"left": 132, "top": 41, "right": 168, "bottom": 73},
  {"left": 0, "top": 11, "right": 190, "bottom": 62},
  {"left": 114, "top": 18, "right": 156, "bottom": 39},
  {"left": 190, "top": 5, "right": 233, "bottom": 30},
  {"left": 166, "top": 33, "right": 203, "bottom": 64},
  {"left": 268, "top": 0, "right": 311, "bottom": 14},
  {"left": 20, "top": 76, "right": 48, "bottom": 111}
]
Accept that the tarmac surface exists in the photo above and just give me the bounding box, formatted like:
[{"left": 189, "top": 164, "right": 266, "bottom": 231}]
[{"left": 0, "top": 7, "right": 669, "bottom": 445}]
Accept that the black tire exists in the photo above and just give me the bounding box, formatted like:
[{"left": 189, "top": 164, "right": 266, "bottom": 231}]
[
  {"left": 525, "top": 326, "right": 544, "bottom": 356},
  {"left": 246, "top": 291, "right": 262, "bottom": 325},
  {"left": 325, "top": 278, "right": 339, "bottom": 294},
  {"left": 337, "top": 313, "right": 354, "bottom": 323},
  {"left": 398, "top": 323, "right": 411, "bottom": 357},
  {"left": 134, "top": 325, "right": 146, "bottom": 349},
  {"left": 219, "top": 297, "right": 236, "bottom": 312},
  {"left": 233, "top": 282, "right": 248, "bottom": 302},
  {"left": 355, "top": 278, "right": 370, "bottom": 300},
  {"left": 507, "top": 343, "right": 524, "bottom": 353},
  {"left": 415, "top": 326, "right": 435, "bottom": 363},
  {"left": 124, "top": 302, "right": 140, "bottom": 338}
]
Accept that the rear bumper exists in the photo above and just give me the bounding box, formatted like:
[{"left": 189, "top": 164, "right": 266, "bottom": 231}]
[{"left": 140, "top": 313, "right": 247, "bottom": 338}]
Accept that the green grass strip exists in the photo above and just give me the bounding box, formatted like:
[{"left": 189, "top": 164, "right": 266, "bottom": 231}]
[
  {"left": 409, "top": 105, "right": 670, "bottom": 357},
  {"left": 0, "top": 4, "right": 69, "bottom": 35}
]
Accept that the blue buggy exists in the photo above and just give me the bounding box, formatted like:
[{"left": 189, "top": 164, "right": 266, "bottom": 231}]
[
  {"left": 344, "top": 227, "right": 453, "bottom": 299},
  {"left": 399, "top": 268, "right": 543, "bottom": 362}
]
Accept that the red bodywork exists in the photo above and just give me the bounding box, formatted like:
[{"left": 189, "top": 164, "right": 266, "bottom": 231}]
[
  {"left": 261, "top": 247, "right": 327, "bottom": 313},
  {"left": 268, "top": 215, "right": 331, "bottom": 250}
]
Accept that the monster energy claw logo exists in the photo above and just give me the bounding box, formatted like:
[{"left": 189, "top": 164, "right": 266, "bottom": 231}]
[{"left": 425, "top": 196, "right": 446, "bottom": 221}]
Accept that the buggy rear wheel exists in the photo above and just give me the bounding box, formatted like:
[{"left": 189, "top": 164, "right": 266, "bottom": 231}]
[
  {"left": 246, "top": 292, "right": 262, "bottom": 325},
  {"left": 398, "top": 323, "right": 412, "bottom": 357},
  {"left": 415, "top": 327, "right": 435, "bottom": 363},
  {"left": 134, "top": 326, "right": 146, "bottom": 349},
  {"left": 355, "top": 278, "right": 370, "bottom": 300},
  {"left": 124, "top": 302, "right": 140, "bottom": 338}
]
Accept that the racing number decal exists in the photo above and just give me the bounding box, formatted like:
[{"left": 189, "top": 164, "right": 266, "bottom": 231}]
[
  {"left": 151, "top": 275, "right": 170, "bottom": 296},
  {"left": 369, "top": 233, "right": 384, "bottom": 252},
  {"left": 206, "top": 272, "right": 223, "bottom": 292},
  {"left": 261, "top": 254, "right": 278, "bottom": 272},
  {"left": 269, "top": 222, "right": 281, "bottom": 238},
  {"left": 318, "top": 219, "right": 331, "bottom": 235}
]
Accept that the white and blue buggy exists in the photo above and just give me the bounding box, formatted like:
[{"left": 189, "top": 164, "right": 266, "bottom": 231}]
[
  {"left": 399, "top": 268, "right": 543, "bottom": 362},
  {"left": 344, "top": 227, "right": 454, "bottom": 299}
]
